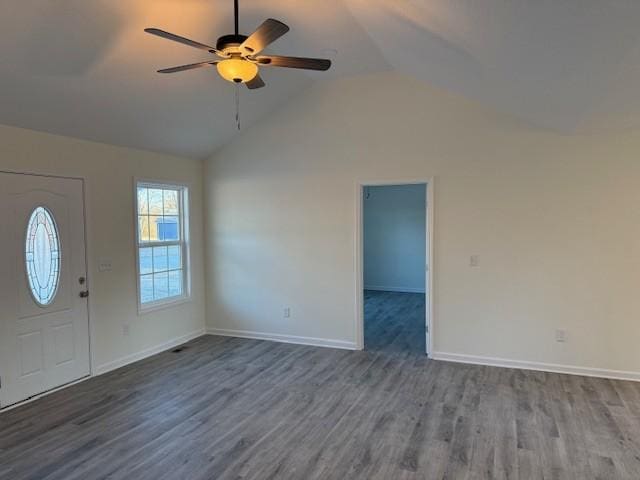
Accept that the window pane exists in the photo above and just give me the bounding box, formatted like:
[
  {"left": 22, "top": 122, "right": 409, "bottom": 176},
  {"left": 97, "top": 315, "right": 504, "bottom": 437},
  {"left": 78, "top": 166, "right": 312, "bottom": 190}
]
[
  {"left": 139, "top": 247, "right": 153, "bottom": 275},
  {"left": 138, "top": 216, "right": 150, "bottom": 242},
  {"left": 148, "top": 189, "right": 164, "bottom": 215},
  {"left": 140, "top": 274, "right": 154, "bottom": 303},
  {"left": 137, "top": 183, "right": 188, "bottom": 307},
  {"left": 148, "top": 215, "right": 162, "bottom": 241},
  {"left": 159, "top": 216, "right": 179, "bottom": 241},
  {"left": 153, "top": 272, "right": 169, "bottom": 300},
  {"left": 152, "top": 246, "right": 168, "bottom": 272},
  {"left": 25, "top": 206, "right": 61, "bottom": 306},
  {"left": 168, "top": 245, "right": 181, "bottom": 270},
  {"left": 163, "top": 190, "right": 179, "bottom": 215},
  {"left": 137, "top": 187, "right": 149, "bottom": 215},
  {"left": 168, "top": 270, "right": 182, "bottom": 297}
]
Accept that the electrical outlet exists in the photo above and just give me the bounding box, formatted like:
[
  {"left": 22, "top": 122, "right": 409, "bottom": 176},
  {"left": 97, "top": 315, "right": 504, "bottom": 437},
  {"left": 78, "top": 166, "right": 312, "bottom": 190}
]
[
  {"left": 284, "top": 307, "right": 291, "bottom": 318},
  {"left": 470, "top": 255, "right": 480, "bottom": 267},
  {"left": 555, "top": 329, "right": 567, "bottom": 343},
  {"left": 123, "top": 324, "right": 130, "bottom": 336}
]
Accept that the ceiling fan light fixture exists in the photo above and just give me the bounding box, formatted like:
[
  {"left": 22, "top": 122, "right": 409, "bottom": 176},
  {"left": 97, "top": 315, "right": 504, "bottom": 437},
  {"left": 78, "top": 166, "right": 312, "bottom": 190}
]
[{"left": 216, "top": 58, "right": 258, "bottom": 84}]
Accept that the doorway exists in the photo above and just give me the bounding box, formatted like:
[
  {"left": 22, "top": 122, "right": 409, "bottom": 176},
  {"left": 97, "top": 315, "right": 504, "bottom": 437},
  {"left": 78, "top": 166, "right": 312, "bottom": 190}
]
[
  {"left": 356, "top": 181, "right": 432, "bottom": 356},
  {"left": 0, "top": 172, "right": 91, "bottom": 408}
]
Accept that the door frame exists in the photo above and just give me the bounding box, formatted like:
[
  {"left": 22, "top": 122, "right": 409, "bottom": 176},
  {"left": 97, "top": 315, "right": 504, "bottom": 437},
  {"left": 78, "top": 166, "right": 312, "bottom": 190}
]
[
  {"left": 0, "top": 169, "right": 94, "bottom": 406},
  {"left": 355, "top": 177, "right": 434, "bottom": 356}
]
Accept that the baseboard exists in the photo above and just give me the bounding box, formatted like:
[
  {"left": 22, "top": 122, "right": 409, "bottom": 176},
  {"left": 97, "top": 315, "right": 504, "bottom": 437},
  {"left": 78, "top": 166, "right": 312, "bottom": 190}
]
[
  {"left": 205, "top": 327, "right": 358, "bottom": 351},
  {"left": 364, "top": 285, "right": 425, "bottom": 294},
  {"left": 431, "top": 351, "right": 640, "bottom": 382},
  {"left": 94, "top": 329, "right": 206, "bottom": 376}
]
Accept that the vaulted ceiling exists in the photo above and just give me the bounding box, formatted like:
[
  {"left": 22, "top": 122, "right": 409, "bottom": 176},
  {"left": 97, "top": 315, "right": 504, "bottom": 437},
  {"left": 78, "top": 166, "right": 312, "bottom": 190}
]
[{"left": 2, "top": 1, "right": 640, "bottom": 159}]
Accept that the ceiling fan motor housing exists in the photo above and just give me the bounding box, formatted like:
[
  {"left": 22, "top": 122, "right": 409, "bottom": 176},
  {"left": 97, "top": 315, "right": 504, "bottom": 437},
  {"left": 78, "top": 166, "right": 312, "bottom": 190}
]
[{"left": 216, "top": 34, "right": 249, "bottom": 54}]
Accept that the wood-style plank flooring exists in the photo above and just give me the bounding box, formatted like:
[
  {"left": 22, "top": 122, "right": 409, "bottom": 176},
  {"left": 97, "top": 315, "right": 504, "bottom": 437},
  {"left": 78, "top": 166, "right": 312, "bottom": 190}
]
[
  {"left": 364, "top": 290, "right": 426, "bottom": 355},
  {"left": 2, "top": 335, "right": 640, "bottom": 479}
]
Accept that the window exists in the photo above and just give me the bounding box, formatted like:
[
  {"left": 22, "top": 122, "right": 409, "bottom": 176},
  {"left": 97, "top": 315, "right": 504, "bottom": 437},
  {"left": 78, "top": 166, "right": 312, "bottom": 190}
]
[
  {"left": 135, "top": 182, "right": 190, "bottom": 310},
  {"left": 25, "top": 206, "right": 61, "bottom": 306}
]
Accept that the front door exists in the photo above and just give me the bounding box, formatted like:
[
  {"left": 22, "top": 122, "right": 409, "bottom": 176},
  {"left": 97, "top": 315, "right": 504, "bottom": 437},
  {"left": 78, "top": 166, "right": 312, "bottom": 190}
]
[{"left": 0, "top": 172, "right": 90, "bottom": 408}]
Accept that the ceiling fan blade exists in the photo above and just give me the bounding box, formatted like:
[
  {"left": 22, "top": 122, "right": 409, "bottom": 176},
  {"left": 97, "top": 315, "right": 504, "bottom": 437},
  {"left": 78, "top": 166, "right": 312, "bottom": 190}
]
[
  {"left": 157, "top": 61, "right": 218, "bottom": 74},
  {"left": 253, "top": 55, "right": 331, "bottom": 71},
  {"left": 245, "top": 74, "right": 266, "bottom": 89},
  {"left": 145, "top": 28, "right": 222, "bottom": 55},
  {"left": 240, "top": 19, "right": 289, "bottom": 56}
]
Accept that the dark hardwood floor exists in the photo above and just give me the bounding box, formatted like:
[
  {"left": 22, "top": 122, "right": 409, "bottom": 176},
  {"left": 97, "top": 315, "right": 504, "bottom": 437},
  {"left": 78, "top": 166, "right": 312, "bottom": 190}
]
[
  {"left": 364, "top": 290, "right": 426, "bottom": 355},
  {"left": 2, "top": 334, "right": 640, "bottom": 479}
]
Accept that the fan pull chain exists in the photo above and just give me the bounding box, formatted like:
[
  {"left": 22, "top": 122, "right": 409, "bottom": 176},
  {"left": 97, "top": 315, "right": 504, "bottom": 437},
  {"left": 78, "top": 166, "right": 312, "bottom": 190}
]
[{"left": 235, "top": 83, "right": 241, "bottom": 130}]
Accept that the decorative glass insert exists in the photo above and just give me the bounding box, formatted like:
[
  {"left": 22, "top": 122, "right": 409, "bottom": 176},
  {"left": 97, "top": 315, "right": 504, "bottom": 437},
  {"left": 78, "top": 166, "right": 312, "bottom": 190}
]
[
  {"left": 25, "top": 206, "right": 61, "bottom": 306},
  {"left": 136, "top": 184, "right": 188, "bottom": 306}
]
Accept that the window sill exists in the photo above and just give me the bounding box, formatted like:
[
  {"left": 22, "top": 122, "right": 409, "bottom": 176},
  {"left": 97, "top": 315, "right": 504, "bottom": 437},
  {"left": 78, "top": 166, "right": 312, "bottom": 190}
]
[{"left": 137, "top": 295, "right": 191, "bottom": 316}]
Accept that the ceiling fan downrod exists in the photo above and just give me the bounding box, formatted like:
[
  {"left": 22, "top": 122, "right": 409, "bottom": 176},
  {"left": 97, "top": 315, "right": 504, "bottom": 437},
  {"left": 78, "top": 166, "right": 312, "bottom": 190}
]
[{"left": 234, "top": 0, "right": 239, "bottom": 36}]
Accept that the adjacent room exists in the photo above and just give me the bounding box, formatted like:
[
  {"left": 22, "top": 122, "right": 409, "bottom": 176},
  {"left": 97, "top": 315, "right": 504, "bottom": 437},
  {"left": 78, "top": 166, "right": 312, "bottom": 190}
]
[
  {"left": 1, "top": 1, "right": 640, "bottom": 479},
  {"left": 362, "top": 184, "right": 428, "bottom": 355}
]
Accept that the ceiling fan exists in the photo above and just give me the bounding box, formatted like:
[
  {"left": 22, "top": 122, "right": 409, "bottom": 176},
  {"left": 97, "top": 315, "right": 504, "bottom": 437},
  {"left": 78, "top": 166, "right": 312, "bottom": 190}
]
[{"left": 145, "top": 0, "right": 332, "bottom": 90}]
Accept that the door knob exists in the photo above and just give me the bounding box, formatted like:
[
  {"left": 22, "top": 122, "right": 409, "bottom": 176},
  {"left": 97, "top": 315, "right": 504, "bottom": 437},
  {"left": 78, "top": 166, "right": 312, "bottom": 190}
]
[{"left": 79, "top": 291, "right": 89, "bottom": 298}]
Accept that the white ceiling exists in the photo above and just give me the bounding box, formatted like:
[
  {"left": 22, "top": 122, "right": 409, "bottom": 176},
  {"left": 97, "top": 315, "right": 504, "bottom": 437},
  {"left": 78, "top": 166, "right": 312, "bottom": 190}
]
[
  {"left": 2, "top": 1, "right": 640, "bottom": 159},
  {"left": 346, "top": 0, "right": 640, "bottom": 134}
]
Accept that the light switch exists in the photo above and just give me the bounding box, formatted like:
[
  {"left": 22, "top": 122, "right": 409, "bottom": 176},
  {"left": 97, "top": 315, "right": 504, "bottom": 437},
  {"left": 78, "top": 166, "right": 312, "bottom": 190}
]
[
  {"left": 98, "top": 259, "right": 112, "bottom": 272},
  {"left": 470, "top": 255, "right": 480, "bottom": 267}
]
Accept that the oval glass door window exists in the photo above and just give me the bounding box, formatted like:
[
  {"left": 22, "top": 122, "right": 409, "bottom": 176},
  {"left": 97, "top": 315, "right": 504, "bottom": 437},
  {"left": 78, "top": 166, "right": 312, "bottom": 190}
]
[{"left": 25, "top": 206, "right": 61, "bottom": 306}]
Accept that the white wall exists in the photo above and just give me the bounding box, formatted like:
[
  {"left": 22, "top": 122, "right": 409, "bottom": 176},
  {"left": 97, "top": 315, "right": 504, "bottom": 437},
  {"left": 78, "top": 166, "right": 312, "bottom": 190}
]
[
  {"left": 205, "top": 71, "right": 640, "bottom": 376},
  {"left": 0, "top": 124, "right": 205, "bottom": 373},
  {"left": 364, "top": 184, "right": 426, "bottom": 293}
]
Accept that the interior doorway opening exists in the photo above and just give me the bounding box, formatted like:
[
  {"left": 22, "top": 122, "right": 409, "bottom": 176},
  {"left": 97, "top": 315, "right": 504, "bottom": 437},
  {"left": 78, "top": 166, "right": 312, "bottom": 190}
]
[{"left": 357, "top": 181, "right": 432, "bottom": 356}]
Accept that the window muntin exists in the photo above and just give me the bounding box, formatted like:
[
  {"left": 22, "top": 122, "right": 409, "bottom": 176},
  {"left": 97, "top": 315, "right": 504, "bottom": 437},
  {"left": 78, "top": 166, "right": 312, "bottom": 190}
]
[
  {"left": 25, "top": 206, "right": 61, "bottom": 306},
  {"left": 136, "top": 183, "right": 189, "bottom": 308}
]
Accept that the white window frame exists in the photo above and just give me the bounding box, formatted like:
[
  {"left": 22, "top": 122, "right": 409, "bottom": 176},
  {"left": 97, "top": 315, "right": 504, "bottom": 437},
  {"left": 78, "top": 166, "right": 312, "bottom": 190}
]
[{"left": 134, "top": 179, "right": 191, "bottom": 314}]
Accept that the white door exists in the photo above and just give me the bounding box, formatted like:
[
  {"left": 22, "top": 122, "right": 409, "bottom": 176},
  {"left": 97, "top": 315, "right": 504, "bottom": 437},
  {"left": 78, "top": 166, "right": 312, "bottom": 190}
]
[{"left": 0, "top": 172, "right": 90, "bottom": 408}]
